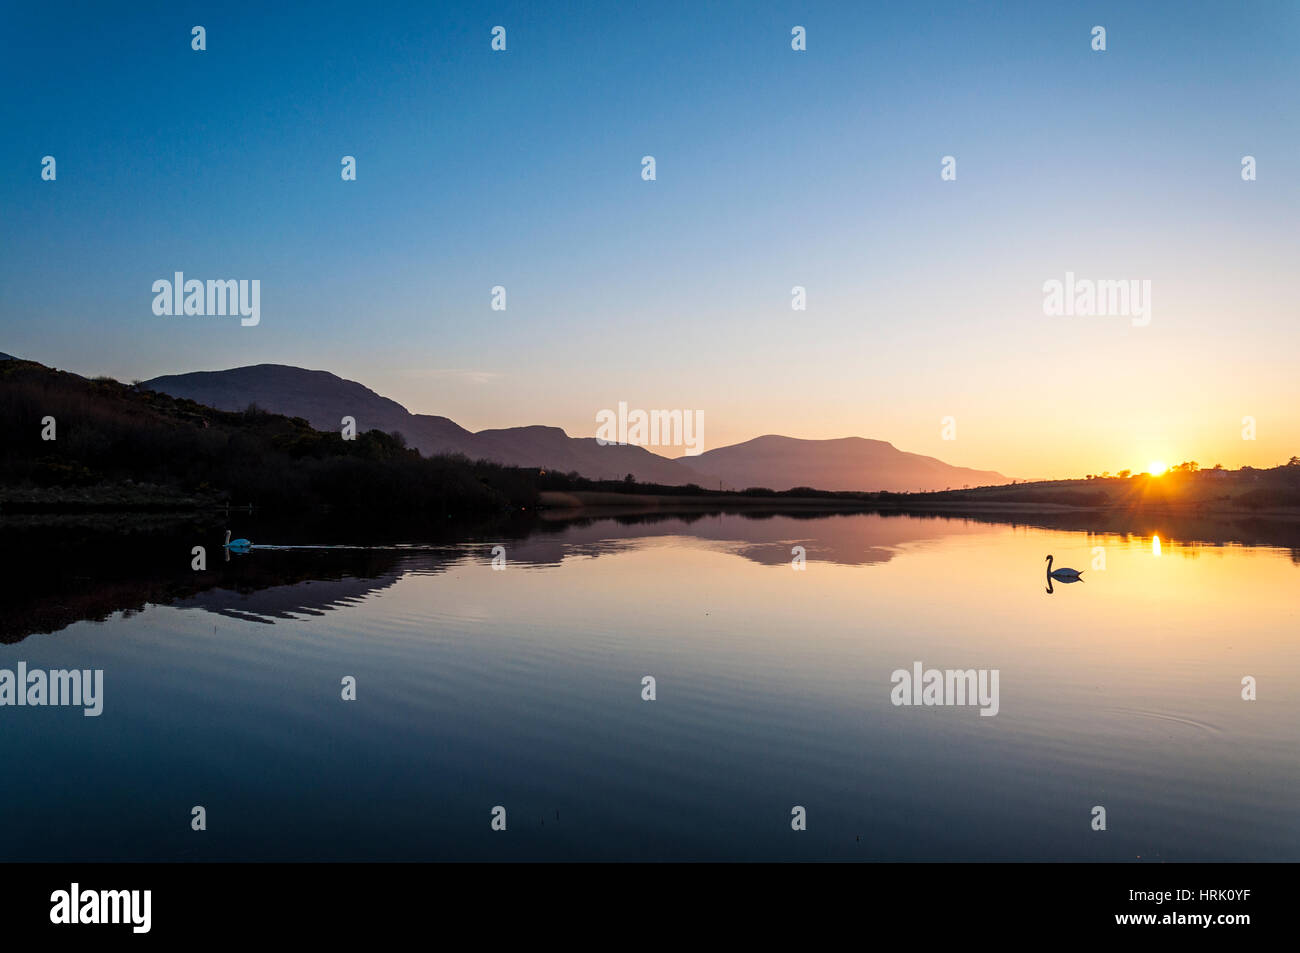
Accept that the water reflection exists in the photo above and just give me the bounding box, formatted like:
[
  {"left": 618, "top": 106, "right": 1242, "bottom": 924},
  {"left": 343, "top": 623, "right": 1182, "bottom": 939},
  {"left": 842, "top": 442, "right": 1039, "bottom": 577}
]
[
  {"left": 0, "top": 507, "right": 1297, "bottom": 861},
  {"left": 3, "top": 507, "right": 1299, "bottom": 643}
]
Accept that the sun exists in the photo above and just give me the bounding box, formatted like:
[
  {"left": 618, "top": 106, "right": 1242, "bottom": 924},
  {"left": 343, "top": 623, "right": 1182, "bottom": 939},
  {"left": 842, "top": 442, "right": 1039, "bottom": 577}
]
[{"left": 1148, "top": 460, "right": 1168, "bottom": 476}]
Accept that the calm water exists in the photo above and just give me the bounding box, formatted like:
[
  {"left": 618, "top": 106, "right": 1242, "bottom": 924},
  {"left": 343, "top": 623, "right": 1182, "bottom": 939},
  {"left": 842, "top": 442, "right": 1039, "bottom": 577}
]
[{"left": 2, "top": 511, "right": 1297, "bottom": 861}]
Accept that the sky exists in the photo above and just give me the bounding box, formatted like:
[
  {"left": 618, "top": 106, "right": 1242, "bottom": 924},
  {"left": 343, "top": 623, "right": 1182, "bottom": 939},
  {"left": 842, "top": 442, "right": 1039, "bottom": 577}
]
[{"left": 2, "top": 0, "right": 1297, "bottom": 480}]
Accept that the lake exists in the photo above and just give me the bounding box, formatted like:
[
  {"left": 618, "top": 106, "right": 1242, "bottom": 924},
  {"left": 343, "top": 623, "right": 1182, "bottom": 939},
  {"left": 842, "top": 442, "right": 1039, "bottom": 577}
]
[{"left": 1, "top": 509, "right": 1297, "bottom": 861}]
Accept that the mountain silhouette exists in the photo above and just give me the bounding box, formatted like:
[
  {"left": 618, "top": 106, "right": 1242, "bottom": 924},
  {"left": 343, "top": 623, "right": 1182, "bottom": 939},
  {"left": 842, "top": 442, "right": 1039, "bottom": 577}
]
[
  {"left": 142, "top": 364, "right": 702, "bottom": 485},
  {"left": 689, "top": 435, "right": 1007, "bottom": 492},
  {"left": 141, "top": 364, "right": 1007, "bottom": 491}
]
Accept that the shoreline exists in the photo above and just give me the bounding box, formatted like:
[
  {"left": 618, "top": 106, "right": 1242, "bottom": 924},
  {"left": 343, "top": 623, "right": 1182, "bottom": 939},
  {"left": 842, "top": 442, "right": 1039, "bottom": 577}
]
[
  {"left": 5, "top": 488, "right": 1298, "bottom": 523},
  {"left": 538, "top": 489, "right": 1300, "bottom": 520}
]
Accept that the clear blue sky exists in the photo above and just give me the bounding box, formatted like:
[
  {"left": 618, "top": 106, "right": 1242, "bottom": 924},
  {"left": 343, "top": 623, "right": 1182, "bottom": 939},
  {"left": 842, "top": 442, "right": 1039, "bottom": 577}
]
[{"left": 2, "top": 1, "right": 1297, "bottom": 476}]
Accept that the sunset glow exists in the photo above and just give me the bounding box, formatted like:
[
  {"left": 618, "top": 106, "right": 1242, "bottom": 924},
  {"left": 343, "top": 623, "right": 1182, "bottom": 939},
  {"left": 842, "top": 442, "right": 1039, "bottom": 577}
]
[{"left": 1148, "top": 461, "right": 1169, "bottom": 476}]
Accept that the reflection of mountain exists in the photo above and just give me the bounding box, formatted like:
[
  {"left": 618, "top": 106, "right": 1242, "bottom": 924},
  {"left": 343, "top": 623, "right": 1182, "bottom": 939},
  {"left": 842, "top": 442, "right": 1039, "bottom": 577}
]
[
  {"left": 509, "top": 505, "right": 1300, "bottom": 568},
  {"left": 0, "top": 523, "right": 424, "bottom": 644},
  {"left": 172, "top": 572, "right": 405, "bottom": 625},
  {"left": 4, "top": 506, "right": 1297, "bottom": 644},
  {"left": 0, "top": 513, "right": 954, "bottom": 644},
  {"left": 508, "top": 510, "right": 992, "bottom": 567}
]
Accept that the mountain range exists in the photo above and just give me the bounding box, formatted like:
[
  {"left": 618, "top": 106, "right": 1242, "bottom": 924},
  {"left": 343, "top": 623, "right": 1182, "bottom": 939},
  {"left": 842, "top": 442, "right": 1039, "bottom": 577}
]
[
  {"left": 690, "top": 435, "right": 1006, "bottom": 492},
  {"left": 141, "top": 363, "right": 1008, "bottom": 492}
]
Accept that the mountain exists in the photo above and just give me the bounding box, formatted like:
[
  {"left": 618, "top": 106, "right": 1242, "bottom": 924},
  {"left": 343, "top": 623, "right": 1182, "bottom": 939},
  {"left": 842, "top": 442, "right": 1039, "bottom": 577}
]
[
  {"left": 689, "top": 435, "right": 1008, "bottom": 492},
  {"left": 0, "top": 355, "right": 538, "bottom": 516},
  {"left": 142, "top": 366, "right": 1010, "bottom": 492},
  {"left": 143, "top": 365, "right": 482, "bottom": 456},
  {"left": 142, "top": 364, "right": 703, "bottom": 485}
]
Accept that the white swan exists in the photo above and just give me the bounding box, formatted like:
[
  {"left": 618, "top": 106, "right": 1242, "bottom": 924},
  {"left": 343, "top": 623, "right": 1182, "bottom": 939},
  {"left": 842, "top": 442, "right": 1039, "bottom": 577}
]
[
  {"left": 1045, "top": 554, "right": 1083, "bottom": 582},
  {"left": 223, "top": 529, "right": 252, "bottom": 552}
]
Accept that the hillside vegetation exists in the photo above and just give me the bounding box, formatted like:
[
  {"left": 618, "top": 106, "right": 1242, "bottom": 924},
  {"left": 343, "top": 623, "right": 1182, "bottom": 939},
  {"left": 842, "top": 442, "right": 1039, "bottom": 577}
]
[{"left": 0, "top": 358, "right": 539, "bottom": 514}]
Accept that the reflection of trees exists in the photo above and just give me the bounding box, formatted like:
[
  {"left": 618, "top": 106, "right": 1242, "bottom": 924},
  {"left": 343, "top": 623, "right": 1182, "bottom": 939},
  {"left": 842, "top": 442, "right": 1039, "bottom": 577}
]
[
  {"left": 918, "top": 507, "right": 1300, "bottom": 551},
  {"left": 0, "top": 525, "right": 413, "bottom": 644},
  {"left": 0, "top": 511, "right": 530, "bottom": 644}
]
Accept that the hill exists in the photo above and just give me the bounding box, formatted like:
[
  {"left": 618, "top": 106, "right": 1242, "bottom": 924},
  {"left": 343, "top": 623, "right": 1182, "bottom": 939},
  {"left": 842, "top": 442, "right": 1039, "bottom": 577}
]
[
  {"left": 0, "top": 357, "right": 539, "bottom": 515},
  {"left": 689, "top": 434, "right": 1008, "bottom": 492},
  {"left": 143, "top": 364, "right": 701, "bottom": 485}
]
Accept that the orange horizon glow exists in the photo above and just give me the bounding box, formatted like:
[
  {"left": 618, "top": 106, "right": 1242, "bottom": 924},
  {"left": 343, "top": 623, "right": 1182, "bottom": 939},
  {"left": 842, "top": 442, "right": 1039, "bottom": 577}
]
[{"left": 647, "top": 438, "right": 1293, "bottom": 484}]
